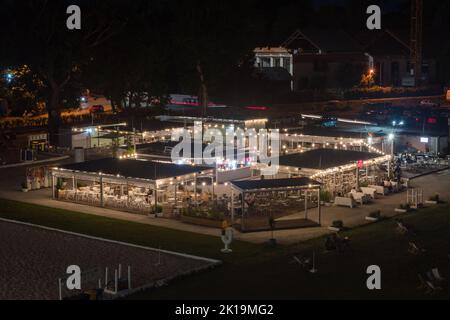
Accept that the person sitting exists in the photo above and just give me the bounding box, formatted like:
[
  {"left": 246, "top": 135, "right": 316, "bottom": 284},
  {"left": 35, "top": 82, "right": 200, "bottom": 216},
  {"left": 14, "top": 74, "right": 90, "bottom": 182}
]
[
  {"left": 408, "top": 242, "right": 425, "bottom": 255},
  {"left": 335, "top": 235, "right": 351, "bottom": 254},
  {"left": 325, "top": 234, "right": 337, "bottom": 251}
]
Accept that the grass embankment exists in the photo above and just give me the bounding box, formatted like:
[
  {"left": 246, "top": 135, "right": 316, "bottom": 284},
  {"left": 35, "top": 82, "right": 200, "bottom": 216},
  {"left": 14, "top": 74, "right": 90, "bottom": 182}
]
[{"left": 0, "top": 198, "right": 449, "bottom": 299}]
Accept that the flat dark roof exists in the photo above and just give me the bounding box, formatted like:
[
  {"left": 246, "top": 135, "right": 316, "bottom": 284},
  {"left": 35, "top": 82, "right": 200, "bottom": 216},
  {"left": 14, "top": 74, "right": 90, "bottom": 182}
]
[
  {"left": 61, "top": 158, "right": 211, "bottom": 181},
  {"left": 134, "top": 141, "right": 208, "bottom": 154},
  {"left": 232, "top": 177, "right": 320, "bottom": 191},
  {"left": 283, "top": 126, "right": 385, "bottom": 139},
  {"left": 279, "top": 149, "right": 380, "bottom": 170}
]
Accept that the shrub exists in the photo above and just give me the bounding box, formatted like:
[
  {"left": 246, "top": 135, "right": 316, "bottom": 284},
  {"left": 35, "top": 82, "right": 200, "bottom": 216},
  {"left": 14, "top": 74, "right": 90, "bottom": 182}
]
[
  {"left": 151, "top": 205, "right": 163, "bottom": 214},
  {"left": 429, "top": 194, "right": 440, "bottom": 202},
  {"left": 360, "top": 181, "right": 369, "bottom": 188},
  {"left": 56, "top": 179, "right": 64, "bottom": 191},
  {"left": 331, "top": 220, "right": 344, "bottom": 229},
  {"left": 368, "top": 210, "right": 381, "bottom": 219},
  {"left": 320, "top": 191, "right": 332, "bottom": 203},
  {"left": 183, "top": 208, "right": 224, "bottom": 221},
  {"left": 77, "top": 182, "right": 88, "bottom": 188},
  {"left": 399, "top": 203, "right": 411, "bottom": 210},
  {"left": 208, "top": 211, "right": 224, "bottom": 221}
]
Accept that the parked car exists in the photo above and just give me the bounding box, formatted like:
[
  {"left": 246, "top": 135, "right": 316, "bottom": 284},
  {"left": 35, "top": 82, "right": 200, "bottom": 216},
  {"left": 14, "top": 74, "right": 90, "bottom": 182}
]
[
  {"left": 420, "top": 100, "right": 439, "bottom": 108},
  {"left": 245, "top": 105, "right": 270, "bottom": 111},
  {"left": 89, "top": 105, "right": 104, "bottom": 113}
]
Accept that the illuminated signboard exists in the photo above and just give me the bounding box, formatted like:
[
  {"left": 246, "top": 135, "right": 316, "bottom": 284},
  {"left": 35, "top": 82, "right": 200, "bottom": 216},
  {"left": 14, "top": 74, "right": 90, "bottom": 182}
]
[{"left": 357, "top": 160, "right": 364, "bottom": 169}]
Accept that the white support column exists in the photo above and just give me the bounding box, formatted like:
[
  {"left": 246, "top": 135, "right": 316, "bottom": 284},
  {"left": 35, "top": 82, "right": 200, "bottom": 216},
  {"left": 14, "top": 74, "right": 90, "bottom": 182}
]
[
  {"left": 126, "top": 181, "right": 130, "bottom": 208},
  {"left": 100, "top": 177, "right": 104, "bottom": 207},
  {"left": 154, "top": 183, "right": 158, "bottom": 215},
  {"left": 304, "top": 189, "right": 308, "bottom": 219},
  {"left": 356, "top": 166, "right": 360, "bottom": 190},
  {"left": 174, "top": 182, "right": 177, "bottom": 205},
  {"left": 241, "top": 191, "right": 245, "bottom": 231},
  {"left": 317, "top": 188, "right": 322, "bottom": 225},
  {"left": 231, "top": 188, "right": 235, "bottom": 224},
  {"left": 211, "top": 176, "right": 215, "bottom": 202},
  {"left": 194, "top": 174, "right": 198, "bottom": 207},
  {"left": 52, "top": 174, "right": 56, "bottom": 199}
]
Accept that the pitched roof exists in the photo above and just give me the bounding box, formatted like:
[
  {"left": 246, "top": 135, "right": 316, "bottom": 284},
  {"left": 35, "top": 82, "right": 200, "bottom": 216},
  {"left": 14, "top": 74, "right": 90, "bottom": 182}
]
[
  {"left": 282, "top": 28, "right": 363, "bottom": 53},
  {"left": 358, "top": 29, "right": 411, "bottom": 56}
]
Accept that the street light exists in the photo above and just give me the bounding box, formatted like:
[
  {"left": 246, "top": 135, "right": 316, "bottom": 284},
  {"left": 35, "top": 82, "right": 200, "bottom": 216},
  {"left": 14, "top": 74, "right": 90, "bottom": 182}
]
[{"left": 5, "top": 73, "right": 13, "bottom": 83}]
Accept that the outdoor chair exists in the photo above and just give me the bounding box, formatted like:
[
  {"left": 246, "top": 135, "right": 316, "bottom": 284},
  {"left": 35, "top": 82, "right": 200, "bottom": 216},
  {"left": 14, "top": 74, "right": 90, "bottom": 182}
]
[
  {"left": 336, "top": 237, "right": 352, "bottom": 254},
  {"left": 360, "top": 187, "right": 377, "bottom": 199},
  {"left": 291, "top": 256, "right": 311, "bottom": 269},
  {"left": 324, "top": 235, "right": 337, "bottom": 252},
  {"left": 417, "top": 274, "right": 441, "bottom": 294},
  {"left": 431, "top": 268, "right": 446, "bottom": 284},
  {"left": 368, "top": 185, "right": 388, "bottom": 196},
  {"left": 408, "top": 242, "right": 425, "bottom": 255},
  {"left": 334, "top": 196, "right": 356, "bottom": 208},
  {"left": 350, "top": 190, "right": 370, "bottom": 205},
  {"left": 117, "top": 196, "right": 128, "bottom": 208},
  {"left": 395, "top": 220, "right": 415, "bottom": 235},
  {"left": 58, "top": 190, "right": 67, "bottom": 199},
  {"left": 66, "top": 190, "right": 76, "bottom": 201}
]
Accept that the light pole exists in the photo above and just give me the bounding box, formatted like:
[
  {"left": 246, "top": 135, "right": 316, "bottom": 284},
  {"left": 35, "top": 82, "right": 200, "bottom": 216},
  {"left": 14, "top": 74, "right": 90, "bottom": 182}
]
[
  {"left": 388, "top": 133, "right": 395, "bottom": 156},
  {"left": 388, "top": 133, "right": 395, "bottom": 179}
]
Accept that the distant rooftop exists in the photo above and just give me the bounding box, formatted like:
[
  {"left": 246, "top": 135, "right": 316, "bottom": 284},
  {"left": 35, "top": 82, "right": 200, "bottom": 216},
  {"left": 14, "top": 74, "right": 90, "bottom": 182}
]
[
  {"left": 254, "top": 47, "right": 291, "bottom": 54},
  {"left": 157, "top": 113, "right": 268, "bottom": 124},
  {"left": 279, "top": 149, "right": 380, "bottom": 170},
  {"left": 282, "top": 28, "right": 363, "bottom": 53}
]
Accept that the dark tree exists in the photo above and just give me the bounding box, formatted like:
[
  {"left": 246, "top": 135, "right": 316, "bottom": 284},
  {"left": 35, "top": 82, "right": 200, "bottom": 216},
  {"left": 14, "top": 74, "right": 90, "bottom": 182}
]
[
  {"left": 1, "top": 0, "right": 127, "bottom": 144},
  {"left": 164, "top": 0, "right": 262, "bottom": 115}
]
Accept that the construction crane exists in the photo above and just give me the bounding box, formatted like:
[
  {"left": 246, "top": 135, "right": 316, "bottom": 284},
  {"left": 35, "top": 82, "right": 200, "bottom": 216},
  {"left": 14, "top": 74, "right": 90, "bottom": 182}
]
[{"left": 410, "top": 0, "right": 423, "bottom": 87}]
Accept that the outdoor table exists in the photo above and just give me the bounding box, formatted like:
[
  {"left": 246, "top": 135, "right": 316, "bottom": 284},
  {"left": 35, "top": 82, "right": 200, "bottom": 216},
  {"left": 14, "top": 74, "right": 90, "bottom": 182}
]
[{"left": 134, "top": 193, "right": 147, "bottom": 197}]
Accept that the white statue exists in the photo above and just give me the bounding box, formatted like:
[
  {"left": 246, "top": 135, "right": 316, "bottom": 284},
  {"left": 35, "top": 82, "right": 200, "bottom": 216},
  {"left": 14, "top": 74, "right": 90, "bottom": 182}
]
[{"left": 221, "top": 227, "right": 233, "bottom": 253}]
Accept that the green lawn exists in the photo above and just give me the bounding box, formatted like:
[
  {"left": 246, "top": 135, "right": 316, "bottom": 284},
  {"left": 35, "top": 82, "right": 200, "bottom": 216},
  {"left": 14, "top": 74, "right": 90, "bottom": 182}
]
[{"left": 1, "top": 198, "right": 449, "bottom": 299}]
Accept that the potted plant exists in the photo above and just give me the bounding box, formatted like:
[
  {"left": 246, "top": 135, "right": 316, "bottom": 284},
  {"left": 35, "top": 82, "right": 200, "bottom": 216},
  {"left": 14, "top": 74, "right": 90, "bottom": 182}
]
[
  {"left": 181, "top": 207, "right": 225, "bottom": 228},
  {"left": 21, "top": 182, "right": 28, "bottom": 193},
  {"left": 150, "top": 204, "right": 163, "bottom": 217},
  {"left": 360, "top": 181, "right": 369, "bottom": 188},
  {"left": 366, "top": 210, "right": 381, "bottom": 222},
  {"left": 395, "top": 203, "right": 411, "bottom": 213},
  {"left": 425, "top": 194, "right": 440, "bottom": 205},
  {"left": 329, "top": 220, "right": 344, "bottom": 232},
  {"left": 320, "top": 190, "right": 332, "bottom": 206},
  {"left": 268, "top": 217, "right": 277, "bottom": 246},
  {"left": 55, "top": 179, "right": 64, "bottom": 198}
]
